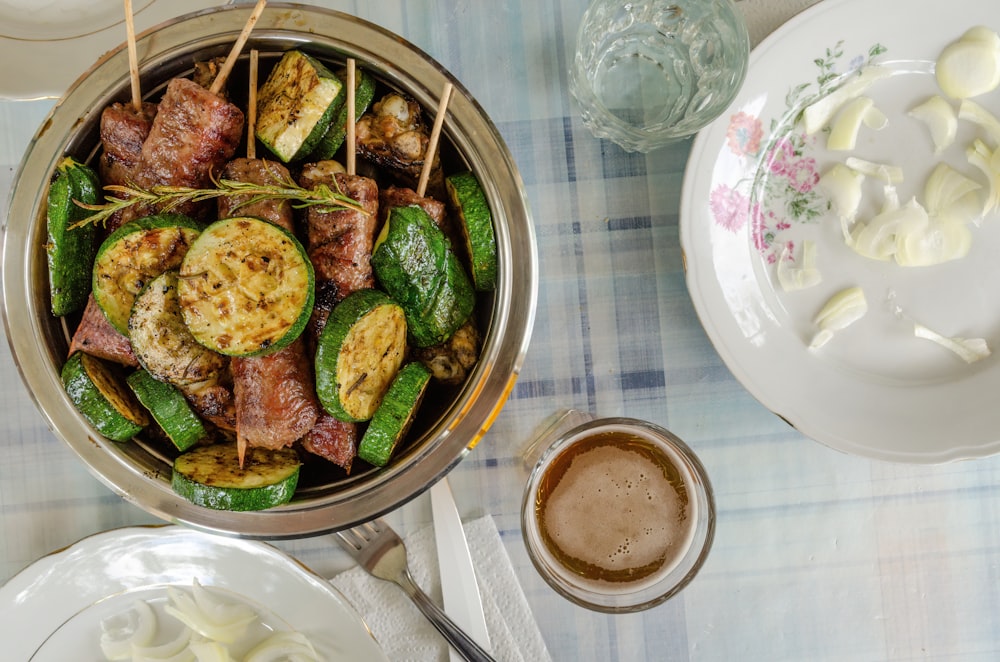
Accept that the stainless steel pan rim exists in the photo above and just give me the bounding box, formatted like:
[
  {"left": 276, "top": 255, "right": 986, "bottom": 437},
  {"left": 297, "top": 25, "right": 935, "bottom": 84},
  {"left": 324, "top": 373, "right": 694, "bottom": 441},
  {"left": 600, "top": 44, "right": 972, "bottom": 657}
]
[{"left": 1, "top": 3, "right": 537, "bottom": 539}]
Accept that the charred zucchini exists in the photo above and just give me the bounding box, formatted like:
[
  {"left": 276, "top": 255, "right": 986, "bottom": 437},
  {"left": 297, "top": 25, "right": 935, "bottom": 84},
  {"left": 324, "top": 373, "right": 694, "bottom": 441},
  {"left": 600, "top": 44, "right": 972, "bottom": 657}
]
[
  {"left": 255, "top": 50, "right": 345, "bottom": 163},
  {"left": 62, "top": 351, "right": 148, "bottom": 442},
  {"left": 46, "top": 157, "right": 100, "bottom": 316},
  {"left": 177, "top": 216, "right": 314, "bottom": 357},
  {"left": 372, "top": 205, "right": 475, "bottom": 347},
  {"left": 357, "top": 361, "right": 432, "bottom": 467},
  {"left": 308, "top": 66, "right": 377, "bottom": 161},
  {"left": 315, "top": 289, "right": 408, "bottom": 422},
  {"left": 126, "top": 369, "right": 207, "bottom": 451},
  {"left": 128, "top": 271, "right": 228, "bottom": 387},
  {"left": 445, "top": 171, "right": 497, "bottom": 291},
  {"left": 172, "top": 442, "right": 300, "bottom": 511},
  {"left": 92, "top": 214, "right": 201, "bottom": 335}
]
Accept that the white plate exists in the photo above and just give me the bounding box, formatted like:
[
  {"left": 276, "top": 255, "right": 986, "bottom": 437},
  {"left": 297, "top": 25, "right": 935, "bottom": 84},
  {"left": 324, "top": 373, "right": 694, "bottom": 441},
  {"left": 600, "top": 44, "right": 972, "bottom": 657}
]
[
  {"left": 0, "top": 526, "right": 388, "bottom": 660},
  {"left": 681, "top": 0, "right": 1000, "bottom": 463},
  {"left": 0, "top": 0, "right": 228, "bottom": 100}
]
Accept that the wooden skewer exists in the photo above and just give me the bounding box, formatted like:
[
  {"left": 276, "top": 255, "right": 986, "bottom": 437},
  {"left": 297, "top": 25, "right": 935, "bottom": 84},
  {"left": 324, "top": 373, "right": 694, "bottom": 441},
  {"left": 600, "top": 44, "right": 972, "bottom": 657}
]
[
  {"left": 209, "top": 0, "right": 267, "bottom": 97},
  {"left": 416, "top": 82, "right": 453, "bottom": 198},
  {"left": 247, "top": 49, "right": 259, "bottom": 160},
  {"left": 124, "top": 0, "right": 141, "bottom": 111},
  {"left": 346, "top": 59, "right": 356, "bottom": 176}
]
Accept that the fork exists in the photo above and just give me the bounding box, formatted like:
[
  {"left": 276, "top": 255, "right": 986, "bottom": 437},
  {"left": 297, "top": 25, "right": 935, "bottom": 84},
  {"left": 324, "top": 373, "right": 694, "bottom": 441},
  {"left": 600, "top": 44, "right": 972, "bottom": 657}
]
[{"left": 335, "top": 518, "right": 497, "bottom": 662}]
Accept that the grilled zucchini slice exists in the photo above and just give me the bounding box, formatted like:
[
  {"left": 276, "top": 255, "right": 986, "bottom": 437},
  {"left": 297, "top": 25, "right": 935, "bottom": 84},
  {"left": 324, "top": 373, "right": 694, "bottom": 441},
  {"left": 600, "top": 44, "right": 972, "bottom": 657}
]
[
  {"left": 62, "top": 351, "right": 148, "bottom": 442},
  {"left": 126, "top": 369, "right": 207, "bottom": 451},
  {"left": 46, "top": 156, "right": 100, "bottom": 316},
  {"left": 172, "top": 442, "right": 300, "bottom": 511},
  {"left": 177, "top": 216, "right": 314, "bottom": 357},
  {"left": 92, "top": 214, "right": 201, "bottom": 335},
  {"left": 357, "top": 361, "right": 432, "bottom": 467},
  {"left": 445, "top": 171, "right": 497, "bottom": 291},
  {"left": 315, "top": 289, "right": 408, "bottom": 422},
  {"left": 128, "top": 271, "right": 227, "bottom": 387},
  {"left": 308, "top": 66, "right": 377, "bottom": 161},
  {"left": 372, "top": 205, "right": 476, "bottom": 347},
  {"left": 256, "top": 50, "right": 345, "bottom": 163}
]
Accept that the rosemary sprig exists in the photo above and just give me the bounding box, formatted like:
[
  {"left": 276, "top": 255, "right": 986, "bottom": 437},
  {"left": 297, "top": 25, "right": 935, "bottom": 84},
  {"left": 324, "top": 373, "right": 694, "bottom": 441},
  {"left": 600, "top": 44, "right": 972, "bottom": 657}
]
[{"left": 72, "top": 170, "right": 368, "bottom": 228}]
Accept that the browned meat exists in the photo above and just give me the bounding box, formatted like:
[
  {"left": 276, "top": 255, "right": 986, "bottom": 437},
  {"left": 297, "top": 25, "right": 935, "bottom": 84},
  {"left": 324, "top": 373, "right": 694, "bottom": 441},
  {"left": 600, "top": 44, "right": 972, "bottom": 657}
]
[
  {"left": 68, "top": 295, "right": 138, "bottom": 367},
  {"left": 298, "top": 165, "right": 379, "bottom": 336},
  {"left": 181, "top": 377, "right": 237, "bottom": 432},
  {"left": 301, "top": 414, "right": 357, "bottom": 472},
  {"left": 231, "top": 337, "right": 320, "bottom": 450},
  {"left": 355, "top": 93, "right": 445, "bottom": 197},
  {"left": 217, "top": 158, "right": 295, "bottom": 228},
  {"left": 98, "top": 101, "right": 158, "bottom": 187},
  {"left": 379, "top": 185, "right": 446, "bottom": 229},
  {"left": 121, "top": 77, "right": 244, "bottom": 224}
]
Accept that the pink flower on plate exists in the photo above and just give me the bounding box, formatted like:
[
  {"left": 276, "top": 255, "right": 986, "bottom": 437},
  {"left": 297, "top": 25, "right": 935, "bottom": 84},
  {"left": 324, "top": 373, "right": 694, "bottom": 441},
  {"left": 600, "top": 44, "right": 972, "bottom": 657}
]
[
  {"left": 726, "top": 112, "right": 763, "bottom": 157},
  {"left": 786, "top": 156, "right": 820, "bottom": 193},
  {"left": 710, "top": 184, "right": 749, "bottom": 233},
  {"left": 766, "top": 138, "right": 795, "bottom": 177}
]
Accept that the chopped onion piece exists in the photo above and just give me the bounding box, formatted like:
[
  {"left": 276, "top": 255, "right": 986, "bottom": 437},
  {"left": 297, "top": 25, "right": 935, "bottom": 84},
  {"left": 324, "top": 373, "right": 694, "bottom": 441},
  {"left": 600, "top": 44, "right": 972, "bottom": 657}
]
[
  {"left": 924, "top": 162, "right": 982, "bottom": 223},
  {"left": 958, "top": 98, "right": 1000, "bottom": 145},
  {"left": 802, "top": 66, "right": 890, "bottom": 134},
  {"left": 244, "top": 631, "right": 320, "bottom": 662},
  {"left": 817, "top": 163, "right": 865, "bottom": 228},
  {"left": 894, "top": 216, "right": 971, "bottom": 267},
  {"left": 777, "top": 241, "right": 822, "bottom": 292},
  {"left": 914, "top": 323, "right": 991, "bottom": 363},
  {"left": 936, "top": 27, "right": 1000, "bottom": 99},
  {"left": 850, "top": 197, "right": 928, "bottom": 262},
  {"left": 966, "top": 138, "right": 1000, "bottom": 214},
  {"left": 827, "top": 96, "right": 881, "bottom": 151},
  {"left": 845, "top": 156, "right": 904, "bottom": 183},
  {"left": 189, "top": 641, "right": 235, "bottom": 662},
  {"left": 809, "top": 286, "right": 867, "bottom": 349},
  {"left": 164, "top": 584, "right": 257, "bottom": 645},
  {"left": 908, "top": 95, "right": 957, "bottom": 154},
  {"left": 130, "top": 627, "right": 194, "bottom": 662},
  {"left": 100, "top": 600, "right": 158, "bottom": 661}
]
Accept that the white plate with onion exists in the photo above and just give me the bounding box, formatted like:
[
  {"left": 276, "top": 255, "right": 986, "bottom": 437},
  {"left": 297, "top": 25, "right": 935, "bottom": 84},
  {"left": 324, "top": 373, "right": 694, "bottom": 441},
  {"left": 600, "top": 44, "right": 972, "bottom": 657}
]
[
  {"left": 0, "top": 526, "right": 387, "bottom": 661},
  {"left": 681, "top": 0, "right": 1000, "bottom": 462}
]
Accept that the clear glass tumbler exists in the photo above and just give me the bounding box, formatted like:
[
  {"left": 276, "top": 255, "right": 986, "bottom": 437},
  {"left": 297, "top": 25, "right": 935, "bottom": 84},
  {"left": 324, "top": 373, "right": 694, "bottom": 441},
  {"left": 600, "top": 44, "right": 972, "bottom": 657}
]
[{"left": 570, "top": 0, "right": 750, "bottom": 152}]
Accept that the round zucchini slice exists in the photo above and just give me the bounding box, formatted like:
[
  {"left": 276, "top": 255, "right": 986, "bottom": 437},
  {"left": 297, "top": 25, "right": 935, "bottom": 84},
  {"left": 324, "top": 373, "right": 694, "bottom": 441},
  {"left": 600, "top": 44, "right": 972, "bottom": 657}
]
[
  {"left": 372, "top": 205, "right": 476, "bottom": 348},
  {"left": 92, "top": 214, "right": 202, "bottom": 335},
  {"left": 172, "top": 442, "right": 300, "bottom": 511},
  {"left": 177, "top": 216, "right": 314, "bottom": 357},
  {"left": 315, "top": 289, "right": 408, "bottom": 422},
  {"left": 357, "top": 361, "right": 432, "bottom": 467},
  {"left": 128, "top": 271, "right": 228, "bottom": 387},
  {"left": 61, "top": 351, "right": 148, "bottom": 442},
  {"left": 127, "top": 369, "right": 207, "bottom": 452},
  {"left": 445, "top": 171, "right": 498, "bottom": 292}
]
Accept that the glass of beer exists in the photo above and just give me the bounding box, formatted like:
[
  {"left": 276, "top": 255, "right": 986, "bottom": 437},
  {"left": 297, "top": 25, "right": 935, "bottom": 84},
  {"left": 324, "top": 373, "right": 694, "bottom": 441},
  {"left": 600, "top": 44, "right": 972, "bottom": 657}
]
[{"left": 520, "top": 412, "right": 715, "bottom": 612}]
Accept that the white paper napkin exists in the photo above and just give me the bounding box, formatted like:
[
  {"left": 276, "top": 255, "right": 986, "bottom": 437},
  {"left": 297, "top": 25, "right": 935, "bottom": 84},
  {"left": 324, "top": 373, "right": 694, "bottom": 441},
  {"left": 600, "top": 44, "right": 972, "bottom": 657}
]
[{"left": 330, "top": 515, "right": 552, "bottom": 662}]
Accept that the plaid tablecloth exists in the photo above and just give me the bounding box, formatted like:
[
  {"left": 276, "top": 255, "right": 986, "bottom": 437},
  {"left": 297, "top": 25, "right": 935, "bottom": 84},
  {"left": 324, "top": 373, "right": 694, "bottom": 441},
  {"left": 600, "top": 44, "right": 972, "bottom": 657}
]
[{"left": 8, "top": 1, "right": 1000, "bottom": 660}]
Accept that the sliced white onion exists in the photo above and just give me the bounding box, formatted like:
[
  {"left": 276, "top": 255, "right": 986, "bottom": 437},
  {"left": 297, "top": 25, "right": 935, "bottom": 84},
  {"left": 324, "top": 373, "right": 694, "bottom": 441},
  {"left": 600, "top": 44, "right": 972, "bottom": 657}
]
[
  {"left": 827, "top": 96, "right": 881, "bottom": 151},
  {"left": 188, "top": 641, "right": 235, "bottom": 662},
  {"left": 923, "top": 162, "right": 982, "bottom": 223},
  {"left": 966, "top": 138, "right": 1000, "bottom": 214},
  {"left": 845, "top": 156, "right": 904, "bottom": 184},
  {"left": 130, "top": 627, "right": 194, "bottom": 662},
  {"left": 802, "top": 66, "right": 890, "bottom": 134},
  {"left": 850, "top": 197, "right": 928, "bottom": 262},
  {"left": 816, "top": 163, "right": 865, "bottom": 229},
  {"left": 243, "top": 631, "right": 320, "bottom": 662},
  {"left": 908, "top": 95, "right": 957, "bottom": 154},
  {"left": 914, "top": 323, "right": 991, "bottom": 363},
  {"left": 164, "top": 584, "right": 257, "bottom": 645},
  {"left": 894, "top": 216, "right": 972, "bottom": 267},
  {"left": 958, "top": 98, "right": 1000, "bottom": 145},
  {"left": 777, "top": 241, "right": 822, "bottom": 292},
  {"left": 936, "top": 27, "right": 1000, "bottom": 99},
  {"left": 809, "top": 287, "right": 868, "bottom": 349},
  {"left": 100, "top": 600, "right": 159, "bottom": 661}
]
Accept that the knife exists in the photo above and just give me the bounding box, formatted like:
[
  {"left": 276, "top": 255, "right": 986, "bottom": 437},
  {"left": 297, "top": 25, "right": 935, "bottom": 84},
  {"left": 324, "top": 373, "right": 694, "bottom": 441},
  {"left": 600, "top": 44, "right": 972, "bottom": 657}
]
[{"left": 430, "top": 477, "right": 492, "bottom": 659}]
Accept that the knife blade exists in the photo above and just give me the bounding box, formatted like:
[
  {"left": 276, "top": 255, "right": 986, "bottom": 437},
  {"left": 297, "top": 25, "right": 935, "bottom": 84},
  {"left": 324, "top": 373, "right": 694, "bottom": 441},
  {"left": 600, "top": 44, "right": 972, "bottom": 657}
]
[{"left": 430, "top": 477, "right": 492, "bottom": 659}]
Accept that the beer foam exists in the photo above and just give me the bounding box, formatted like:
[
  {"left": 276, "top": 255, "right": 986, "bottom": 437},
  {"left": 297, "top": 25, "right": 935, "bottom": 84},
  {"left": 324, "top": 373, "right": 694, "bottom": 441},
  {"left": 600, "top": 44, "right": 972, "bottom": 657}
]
[{"left": 541, "top": 441, "right": 692, "bottom": 586}]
